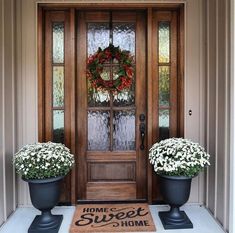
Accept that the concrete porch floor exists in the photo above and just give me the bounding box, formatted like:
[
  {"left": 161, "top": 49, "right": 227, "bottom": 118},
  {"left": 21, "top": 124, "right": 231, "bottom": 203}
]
[{"left": 0, "top": 205, "right": 225, "bottom": 233}]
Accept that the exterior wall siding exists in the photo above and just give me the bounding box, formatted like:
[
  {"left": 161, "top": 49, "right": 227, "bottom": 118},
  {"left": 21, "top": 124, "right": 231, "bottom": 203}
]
[
  {"left": 0, "top": 0, "right": 16, "bottom": 226},
  {"left": 206, "top": 0, "right": 230, "bottom": 231},
  {"left": 0, "top": 0, "right": 5, "bottom": 226},
  {"left": 229, "top": 1, "right": 235, "bottom": 232}
]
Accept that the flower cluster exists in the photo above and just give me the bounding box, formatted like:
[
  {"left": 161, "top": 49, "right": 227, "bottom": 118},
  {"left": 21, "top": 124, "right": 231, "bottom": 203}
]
[
  {"left": 149, "top": 138, "right": 210, "bottom": 177},
  {"left": 87, "top": 44, "right": 134, "bottom": 93},
  {"left": 13, "top": 142, "right": 75, "bottom": 180}
]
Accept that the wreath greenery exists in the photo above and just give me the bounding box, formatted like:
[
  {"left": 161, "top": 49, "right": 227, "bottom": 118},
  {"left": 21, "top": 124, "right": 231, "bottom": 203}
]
[{"left": 87, "top": 44, "right": 134, "bottom": 92}]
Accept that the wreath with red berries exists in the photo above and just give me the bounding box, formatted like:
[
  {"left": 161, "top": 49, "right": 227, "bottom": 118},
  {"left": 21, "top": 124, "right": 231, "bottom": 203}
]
[{"left": 87, "top": 44, "right": 134, "bottom": 92}]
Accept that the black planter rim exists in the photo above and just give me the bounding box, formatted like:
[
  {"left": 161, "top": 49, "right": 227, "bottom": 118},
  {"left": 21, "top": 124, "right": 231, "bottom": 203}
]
[
  {"left": 158, "top": 174, "right": 195, "bottom": 180},
  {"left": 22, "top": 175, "right": 64, "bottom": 184}
]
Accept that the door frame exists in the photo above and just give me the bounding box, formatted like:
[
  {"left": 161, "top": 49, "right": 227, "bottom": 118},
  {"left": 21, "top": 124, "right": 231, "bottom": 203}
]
[
  {"left": 76, "top": 10, "right": 147, "bottom": 201},
  {"left": 38, "top": 4, "right": 184, "bottom": 204}
]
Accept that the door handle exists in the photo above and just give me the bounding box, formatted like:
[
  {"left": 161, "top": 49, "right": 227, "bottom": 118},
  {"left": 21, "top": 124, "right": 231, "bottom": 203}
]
[{"left": 139, "top": 122, "right": 145, "bottom": 150}]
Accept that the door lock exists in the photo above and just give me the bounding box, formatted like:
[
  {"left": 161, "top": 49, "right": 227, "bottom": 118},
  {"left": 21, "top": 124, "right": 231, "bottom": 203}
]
[{"left": 139, "top": 122, "right": 145, "bottom": 150}]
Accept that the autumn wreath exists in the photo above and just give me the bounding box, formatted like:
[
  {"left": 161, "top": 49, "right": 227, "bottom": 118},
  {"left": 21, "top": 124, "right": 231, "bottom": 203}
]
[{"left": 87, "top": 44, "right": 134, "bottom": 92}]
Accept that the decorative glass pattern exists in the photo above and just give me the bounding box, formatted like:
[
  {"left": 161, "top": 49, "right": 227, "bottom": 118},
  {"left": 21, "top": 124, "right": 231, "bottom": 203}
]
[
  {"left": 159, "top": 109, "right": 169, "bottom": 140},
  {"left": 53, "top": 23, "right": 64, "bottom": 64},
  {"left": 53, "top": 110, "right": 64, "bottom": 143},
  {"left": 53, "top": 66, "right": 64, "bottom": 107},
  {"left": 113, "top": 110, "right": 135, "bottom": 151},
  {"left": 88, "top": 111, "right": 110, "bottom": 151},
  {"left": 113, "top": 23, "right": 135, "bottom": 57},
  {"left": 87, "top": 21, "right": 137, "bottom": 151},
  {"left": 87, "top": 23, "right": 110, "bottom": 56},
  {"left": 159, "top": 66, "right": 170, "bottom": 107},
  {"left": 159, "top": 22, "right": 170, "bottom": 63},
  {"left": 159, "top": 109, "right": 169, "bottom": 127},
  {"left": 88, "top": 88, "right": 110, "bottom": 107},
  {"left": 113, "top": 80, "right": 135, "bottom": 107}
]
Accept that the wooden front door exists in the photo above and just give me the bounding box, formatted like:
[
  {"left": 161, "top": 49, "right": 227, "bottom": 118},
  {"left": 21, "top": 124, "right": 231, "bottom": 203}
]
[
  {"left": 38, "top": 5, "right": 184, "bottom": 204},
  {"left": 76, "top": 11, "right": 147, "bottom": 201}
]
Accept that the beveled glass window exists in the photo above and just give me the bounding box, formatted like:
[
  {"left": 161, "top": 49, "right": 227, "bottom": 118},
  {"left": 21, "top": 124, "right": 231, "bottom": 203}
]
[
  {"left": 52, "top": 22, "right": 65, "bottom": 143},
  {"left": 158, "top": 22, "right": 170, "bottom": 63},
  {"left": 158, "top": 21, "right": 170, "bottom": 140},
  {"left": 87, "top": 22, "right": 136, "bottom": 151},
  {"left": 53, "top": 23, "right": 64, "bottom": 63}
]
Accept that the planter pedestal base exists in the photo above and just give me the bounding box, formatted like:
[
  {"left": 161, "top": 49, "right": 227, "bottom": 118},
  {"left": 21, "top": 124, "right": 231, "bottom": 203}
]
[
  {"left": 159, "top": 210, "right": 193, "bottom": 230},
  {"left": 28, "top": 214, "right": 63, "bottom": 233}
]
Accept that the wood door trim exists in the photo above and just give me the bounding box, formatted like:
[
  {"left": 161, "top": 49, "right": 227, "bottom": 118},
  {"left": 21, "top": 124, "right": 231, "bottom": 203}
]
[
  {"left": 69, "top": 8, "right": 76, "bottom": 204},
  {"left": 147, "top": 7, "right": 153, "bottom": 204},
  {"left": 39, "top": 3, "right": 184, "bottom": 9},
  {"left": 170, "top": 11, "right": 178, "bottom": 137},
  {"left": 135, "top": 11, "right": 147, "bottom": 199},
  {"left": 76, "top": 11, "right": 87, "bottom": 200},
  {"left": 178, "top": 5, "right": 185, "bottom": 137},
  {"left": 38, "top": 6, "right": 44, "bottom": 142}
]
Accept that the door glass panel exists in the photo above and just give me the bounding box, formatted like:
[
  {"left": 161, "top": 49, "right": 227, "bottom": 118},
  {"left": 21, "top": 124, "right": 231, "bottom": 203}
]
[
  {"left": 53, "top": 66, "right": 64, "bottom": 107},
  {"left": 159, "top": 66, "right": 170, "bottom": 107},
  {"left": 113, "top": 80, "right": 135, "bottom": 106},
  {"left": 113, "top": 23, "right": 135, "bottom": 57},
  {"left": 87, "top": 23, "right": 110, "bottom": 56},
  {"left": 159, "top": 109, "right": 169, "bottom": 140},
  {"left": 113, "top": 110, "right": 135, "bottom": 151},
  {"left": 87, "top": 21, "right": 136, "bottom": 152},
  {"left": 113, "top": 23, "right": 135, "bottom": 55},
  {"left": 53, "top": 110, "right": 64, "bottom": 143},
  {"left": 88, "top": 86, "right": 110, "bottom": 107},
  {"left": 53, "top": 23, "right": 64, "bottom": 64},
  {"left": 88, "top": 111, "right": 110, "bottom": 151},
  {"left": 112, "top": 65, "right": 120, "bottom": 80},
  {"left": 159, "top": 22, "right": 170, "bottom": 63}
]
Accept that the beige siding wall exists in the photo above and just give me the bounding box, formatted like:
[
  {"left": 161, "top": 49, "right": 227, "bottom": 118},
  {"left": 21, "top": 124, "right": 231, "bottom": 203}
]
[
  {"left": 0, "top": 0, "right": 4, "bottom": 225},
  {"left": 16, "top": 0, "right": 38, "bottom": 206},
  {"left": 206, "top": 0, "right": 230, "bottom": 231},
  {"left": 229, "top": 1, "right": 235, "bottom": 232},
  {"left": 184, "top": 0, "right": 206, "bottom": 203},
  {"left": 0, "top": 0, "right": 16, "bottom": 226}
]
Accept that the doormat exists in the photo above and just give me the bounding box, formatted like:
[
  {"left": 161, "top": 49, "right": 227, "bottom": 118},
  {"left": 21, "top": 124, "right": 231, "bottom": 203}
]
[{"left": 70, "top": 203, "right": 156, "bottom": 232}]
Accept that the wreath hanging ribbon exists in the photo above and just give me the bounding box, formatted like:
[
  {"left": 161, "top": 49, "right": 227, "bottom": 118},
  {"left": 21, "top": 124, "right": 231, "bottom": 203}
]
[{"left": 87, "top": 44, "right": 134, "bottom": 93}]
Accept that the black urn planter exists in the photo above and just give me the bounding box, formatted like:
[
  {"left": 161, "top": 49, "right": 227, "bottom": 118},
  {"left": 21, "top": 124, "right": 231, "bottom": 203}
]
[
  {"left": 158, "top": 174, "right": 193, "bottom": 230},
  {"left": 23, "top": 176, "right": 64, "bottom": 233}
]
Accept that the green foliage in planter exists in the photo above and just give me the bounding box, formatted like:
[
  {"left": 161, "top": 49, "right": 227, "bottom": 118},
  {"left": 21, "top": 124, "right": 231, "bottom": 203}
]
[
  {"left": 149, "top": 138, "right": 210, "bottom": 177},
  {"left": 13, "top": 142, "right": 75, "bottom": 179}
]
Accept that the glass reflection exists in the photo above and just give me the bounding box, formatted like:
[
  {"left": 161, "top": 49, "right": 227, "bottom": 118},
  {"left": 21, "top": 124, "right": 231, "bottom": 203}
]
[
  {"left": 87, "top": 23, "right": 110, "bottom": 56},
  {"left": 88, "top": 111, "right": 110, "bottom": 151},
  {"left": 113, "top": 82, "right": 135, "bottom": 106},
  {"left": 159, "top": 109, "right": 169, "bottom": 140},
  {"left": 53, "top": 23, "right": 64, "bottom": 63},
  {"left": 159, "top": 22, "right": 170, "bottom": 63},
  {"left": 113, "top": 23, "right": 135, "bottom": 57},
  {"left": 53, "top": 66, "right": 64, "bottom": 107},
  {"left": 113, "top": 110, "right": 135, "bottom": 151},
  {"left": 53, "top": 110, "right": 64, "bottom": 143},
  {"left": 159, "top": 66, "right": 170, "bottom": 107}
]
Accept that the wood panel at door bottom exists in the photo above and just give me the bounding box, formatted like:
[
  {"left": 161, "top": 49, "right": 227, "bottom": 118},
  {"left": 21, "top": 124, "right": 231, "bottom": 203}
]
[{"left": 86, "top": 182, "right": 136, "bottom": 200}]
